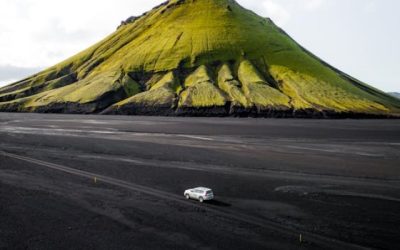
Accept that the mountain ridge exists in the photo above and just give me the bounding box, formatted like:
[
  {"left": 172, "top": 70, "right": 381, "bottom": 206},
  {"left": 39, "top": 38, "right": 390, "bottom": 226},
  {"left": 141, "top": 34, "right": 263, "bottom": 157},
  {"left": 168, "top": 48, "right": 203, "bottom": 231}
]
[
  {"left": 389, "top": 92, "right": 400, "bottom": 99},
  {"left": 0, "top": 0, "right": 399, "bottom": 118}
]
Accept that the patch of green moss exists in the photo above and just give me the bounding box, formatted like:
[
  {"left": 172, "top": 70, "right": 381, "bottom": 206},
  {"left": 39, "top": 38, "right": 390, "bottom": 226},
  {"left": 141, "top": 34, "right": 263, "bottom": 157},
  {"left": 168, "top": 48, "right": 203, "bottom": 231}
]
[
  {"left": 121, "top": 74, "right": 141, "bottom": 97},
  {"left": 184, "top": 66, "right": 212, "bottom": 87},
  {"left": 238, "top": 61, "right": 290, "bottom": 108},
  {"left": 270, "top": 65, "right": 390, "bottom": 112},
  {"left": 217, "top": 64, "right": 249, "bottom": 107},
  {"left": 117, "top": 87, "right": 176, "bottom": 108},
  {"left": 151, "top": 72, "right": 180, "bottom": 92},
  {"left": 179, "top": 65, "right": 226, "bottom": 107},
  {"left": 115, "top": 72, "right": 179, "bottom": 108}
]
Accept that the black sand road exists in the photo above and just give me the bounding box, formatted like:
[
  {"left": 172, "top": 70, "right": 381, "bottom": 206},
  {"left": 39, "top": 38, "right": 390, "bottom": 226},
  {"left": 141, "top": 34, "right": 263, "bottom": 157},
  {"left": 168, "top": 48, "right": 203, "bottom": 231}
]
[{"left": 0, "top": 113, "right": 399, "bottom": 250}]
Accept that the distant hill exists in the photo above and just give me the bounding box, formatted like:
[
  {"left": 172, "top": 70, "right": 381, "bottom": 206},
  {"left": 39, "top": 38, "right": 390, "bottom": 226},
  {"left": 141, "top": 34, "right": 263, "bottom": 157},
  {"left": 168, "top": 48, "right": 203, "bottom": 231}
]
[
  {"left": 388, "top": 92, "right": 400, "bottom": 99},
  {"left": 1, "top": 0, "right": 400, "bottom": 118}
]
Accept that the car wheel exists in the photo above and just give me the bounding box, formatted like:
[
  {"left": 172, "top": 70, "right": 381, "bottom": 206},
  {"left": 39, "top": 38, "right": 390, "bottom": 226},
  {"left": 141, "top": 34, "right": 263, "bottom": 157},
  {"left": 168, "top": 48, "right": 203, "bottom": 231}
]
[
  {"left": 199, "top": 197, "right": 204, "bottom": 203},
  {"left": 185, "top": 194, "right": 190, "bottom": 200}
]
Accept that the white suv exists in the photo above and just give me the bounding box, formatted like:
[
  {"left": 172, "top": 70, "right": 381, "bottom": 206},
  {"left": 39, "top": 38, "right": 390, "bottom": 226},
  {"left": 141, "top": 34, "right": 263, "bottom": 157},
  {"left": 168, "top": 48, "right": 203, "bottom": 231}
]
[{"left": 184, "top": 187, "right": 214, "bottom": 203}]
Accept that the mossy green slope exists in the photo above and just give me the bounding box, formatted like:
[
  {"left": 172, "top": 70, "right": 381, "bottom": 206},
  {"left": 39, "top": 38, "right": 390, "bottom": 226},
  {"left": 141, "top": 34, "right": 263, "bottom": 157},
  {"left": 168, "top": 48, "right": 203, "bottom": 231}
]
[
  {"left": 179, "top": 65, "right": 227, "bottom": 108},
  {"left": 109, "top": 72, "right": 179, "bottom": 115},
  {"left": 0, "top": 0, "right": 399, "bottom": 117}
]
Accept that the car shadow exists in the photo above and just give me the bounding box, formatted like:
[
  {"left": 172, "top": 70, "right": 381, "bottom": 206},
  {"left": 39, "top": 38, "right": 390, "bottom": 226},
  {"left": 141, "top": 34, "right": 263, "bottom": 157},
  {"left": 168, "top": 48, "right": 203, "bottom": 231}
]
[{"left": 206, "top": 200, "right": 232, "bottom": 207}]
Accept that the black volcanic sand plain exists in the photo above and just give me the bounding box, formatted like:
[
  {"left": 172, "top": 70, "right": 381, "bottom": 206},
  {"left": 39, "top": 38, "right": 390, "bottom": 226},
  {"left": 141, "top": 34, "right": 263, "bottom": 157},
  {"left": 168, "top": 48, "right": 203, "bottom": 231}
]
[{"left": 0, "top": 113, "right": 399, "bottom": 250}]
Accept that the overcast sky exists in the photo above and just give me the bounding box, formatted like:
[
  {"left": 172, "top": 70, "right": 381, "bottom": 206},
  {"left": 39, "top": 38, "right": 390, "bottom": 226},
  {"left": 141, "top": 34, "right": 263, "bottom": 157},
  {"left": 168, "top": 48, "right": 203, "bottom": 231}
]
[{"left": 0, "top": 0, "right": 399, "bottom": 92}]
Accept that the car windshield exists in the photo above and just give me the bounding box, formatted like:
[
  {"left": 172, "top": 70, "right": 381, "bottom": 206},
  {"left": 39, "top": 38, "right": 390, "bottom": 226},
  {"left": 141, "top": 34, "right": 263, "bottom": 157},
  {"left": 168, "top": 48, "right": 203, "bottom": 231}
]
[{"left": 206, "top": 191, "right": 213, "bottom": 195}]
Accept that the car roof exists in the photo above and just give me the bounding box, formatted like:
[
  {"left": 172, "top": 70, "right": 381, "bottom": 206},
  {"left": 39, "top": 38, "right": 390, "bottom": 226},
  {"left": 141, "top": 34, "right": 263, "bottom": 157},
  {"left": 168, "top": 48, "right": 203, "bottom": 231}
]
[{"left": 193, "top": 187, "right": 212, "bottom": 192}]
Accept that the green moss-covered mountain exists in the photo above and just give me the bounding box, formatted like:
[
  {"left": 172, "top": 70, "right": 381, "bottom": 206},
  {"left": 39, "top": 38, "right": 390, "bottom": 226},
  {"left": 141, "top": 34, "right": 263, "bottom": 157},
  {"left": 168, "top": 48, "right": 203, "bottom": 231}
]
[{"left": 1, "top": 0, "right": 399, "bottom": 117}]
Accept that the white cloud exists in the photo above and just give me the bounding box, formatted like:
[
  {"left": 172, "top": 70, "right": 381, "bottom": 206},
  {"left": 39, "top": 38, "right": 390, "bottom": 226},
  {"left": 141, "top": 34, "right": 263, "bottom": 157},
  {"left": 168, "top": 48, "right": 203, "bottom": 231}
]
[
  {"left": 261, "top": 0, "right": 291, "bottom": 26},
  {"left": 0, "top": 64, "right": 41, "bottom": 87},
  {"left": 239, "top": 0, "right": 326, "bottom": 27},
  {"left": 0, "top": 0, "right": 161, "bottom": 68},
  {"left": 303, "top": 0, "right": 325, "bottom": 11},
  {"left": 0, "top": 80, "right": 15, "bottom": 88},
  {"left": 364, "top": 0, "right": 377, "bottom": 13}
]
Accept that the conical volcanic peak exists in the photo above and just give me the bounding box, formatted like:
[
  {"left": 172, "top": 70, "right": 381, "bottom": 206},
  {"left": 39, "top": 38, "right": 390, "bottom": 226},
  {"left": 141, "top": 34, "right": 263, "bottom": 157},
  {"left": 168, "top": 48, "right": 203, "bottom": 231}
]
[{"left": 0, "top": 0, "right": 399, "bottom": 117}]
